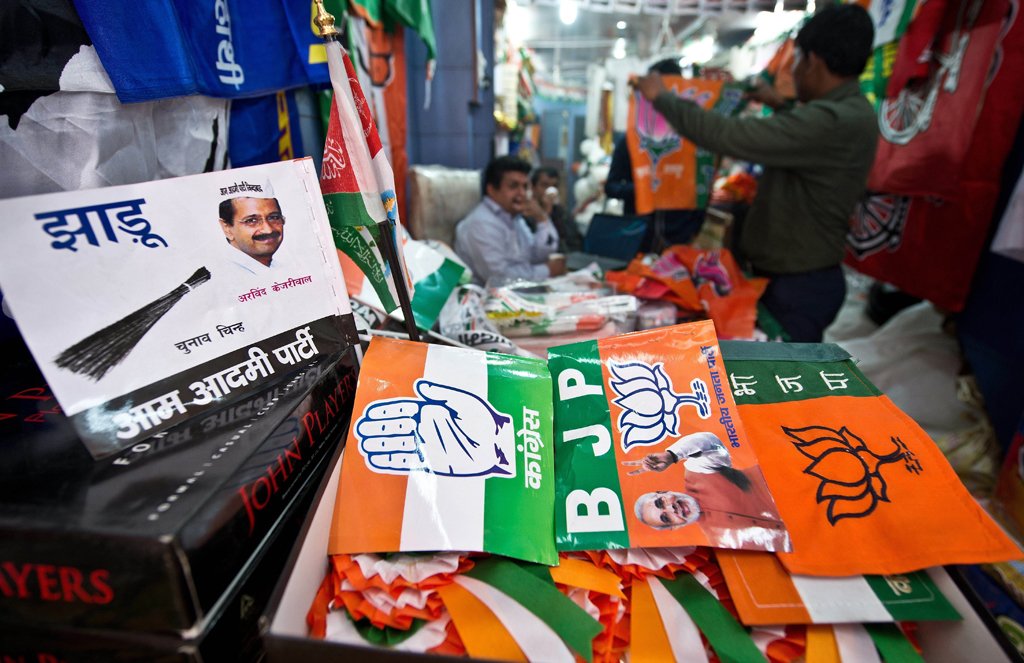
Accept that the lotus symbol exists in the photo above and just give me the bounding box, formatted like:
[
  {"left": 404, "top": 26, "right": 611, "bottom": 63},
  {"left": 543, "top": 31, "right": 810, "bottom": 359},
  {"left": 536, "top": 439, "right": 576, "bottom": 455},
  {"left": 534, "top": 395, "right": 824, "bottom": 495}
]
[
  {"left": 783, "top": 425, "right": 906, "bottom": 525},
  {"left": 636, "top": 92, "right": 681, "bottom": 189},
  {"left": 609, "top": 362, "right": 711, "bottom": 451}
]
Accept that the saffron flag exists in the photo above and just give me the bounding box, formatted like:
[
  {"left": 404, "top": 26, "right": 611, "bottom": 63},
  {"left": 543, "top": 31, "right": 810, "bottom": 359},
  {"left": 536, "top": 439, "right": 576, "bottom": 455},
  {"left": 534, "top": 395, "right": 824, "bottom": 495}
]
[
  {"left": 320, "top": 39, "right": 413, "bottom": 313},
  {"left": 627, "top": 77, "right": 747, "bottom": 214},
  {"left": 329, "top": 336, "right": 557, "bottom": 565},
  {"left": 717, "top": 550, "right": 960, "bottom": 625},
  {"left": 719, "top": 340, "right": 1020, "bottom": 576},
  {"left": 549, "top": 321, "right": 790, "bottom": 553}
]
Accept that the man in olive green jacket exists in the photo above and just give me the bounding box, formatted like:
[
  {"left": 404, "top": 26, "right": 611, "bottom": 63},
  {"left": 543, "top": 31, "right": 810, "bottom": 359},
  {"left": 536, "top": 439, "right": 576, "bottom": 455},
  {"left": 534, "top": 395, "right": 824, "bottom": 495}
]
[{"left": 634, "top": 4, "right": 877, "bottom": 342}]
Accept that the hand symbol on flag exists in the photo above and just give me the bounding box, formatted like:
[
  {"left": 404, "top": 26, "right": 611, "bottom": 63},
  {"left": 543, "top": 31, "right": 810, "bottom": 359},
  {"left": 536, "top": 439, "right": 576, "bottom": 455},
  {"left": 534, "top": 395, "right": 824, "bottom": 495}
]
[{"left": 355, "top": 380, "right": 516, "bottom": 478}]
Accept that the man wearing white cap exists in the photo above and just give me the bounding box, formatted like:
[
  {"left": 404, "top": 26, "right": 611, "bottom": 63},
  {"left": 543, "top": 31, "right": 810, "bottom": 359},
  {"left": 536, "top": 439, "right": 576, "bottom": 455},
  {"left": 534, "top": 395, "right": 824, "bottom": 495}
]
[{"left": 218, "top": 181, "right": 289, "bottom": 274}]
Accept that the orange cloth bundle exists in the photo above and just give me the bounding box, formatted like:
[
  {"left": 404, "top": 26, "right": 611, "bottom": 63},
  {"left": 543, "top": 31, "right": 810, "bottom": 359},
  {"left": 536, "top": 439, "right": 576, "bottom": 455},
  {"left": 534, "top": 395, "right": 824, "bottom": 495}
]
[{"left": 606, "top": 247, "right": 767, "bottom": 339}]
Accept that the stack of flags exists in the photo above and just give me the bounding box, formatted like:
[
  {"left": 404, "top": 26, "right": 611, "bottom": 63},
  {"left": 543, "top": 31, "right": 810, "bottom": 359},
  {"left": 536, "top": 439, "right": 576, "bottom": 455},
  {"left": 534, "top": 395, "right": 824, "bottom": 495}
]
[
  {"left": 303, "top": 322, "right": 1020, "bottom": 661},
  {"left": 306, "top": 7, "right": 1019, "bottom": 657}
]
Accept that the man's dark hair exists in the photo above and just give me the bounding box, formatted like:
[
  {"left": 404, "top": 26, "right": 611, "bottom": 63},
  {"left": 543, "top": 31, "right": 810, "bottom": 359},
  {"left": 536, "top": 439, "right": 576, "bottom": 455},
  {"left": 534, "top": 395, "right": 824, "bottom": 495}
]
[
  {"left": 218, "top": 197, "right": 282, "bottom": 225},
  {"left": 648, "top": 58, "right": 683, "bottom": 76},
  {"left": 530, "top": 166, "right": 560, "bottom": 186},
  {"left": 796, "top": 4, "right": 874, "bottom": 77},
  {"left": 482, "top": 155, "right": 532, "bottom": 195}
]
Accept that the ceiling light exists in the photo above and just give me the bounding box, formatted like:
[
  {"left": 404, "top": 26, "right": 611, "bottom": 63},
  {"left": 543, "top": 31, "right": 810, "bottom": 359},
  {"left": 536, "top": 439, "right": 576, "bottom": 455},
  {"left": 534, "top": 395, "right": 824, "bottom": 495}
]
[
  {"left": 612, "top": 37, "right": 627, "bottom": 59},
  {"left": 559, "top": 0, "right": 579, "bottom": 25},
  {"left": 681, "top": 35, "right": 714, "bottom": 65},
  {"left": 617, "top": 20, "right": 627, "bottom": 29}
]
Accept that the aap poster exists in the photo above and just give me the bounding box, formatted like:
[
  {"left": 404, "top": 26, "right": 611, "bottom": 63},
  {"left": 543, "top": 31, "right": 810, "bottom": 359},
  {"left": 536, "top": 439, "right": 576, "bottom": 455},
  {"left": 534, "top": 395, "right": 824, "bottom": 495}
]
[{"left": 0, "top": 159, "right": 354, "bottom": 457}]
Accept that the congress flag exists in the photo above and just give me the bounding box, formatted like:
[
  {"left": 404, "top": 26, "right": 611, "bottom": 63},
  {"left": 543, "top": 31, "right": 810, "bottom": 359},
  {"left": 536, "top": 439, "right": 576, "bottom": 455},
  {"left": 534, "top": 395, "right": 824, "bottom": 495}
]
[
  {"left": 549, "top": 321, "right": 790, "bottom": 554},
  {"left": 330, "top": 337, "right": 557, "bottom": 565},
  {"left": 320, "top": 39, "right": 411, "bottom": 313}
]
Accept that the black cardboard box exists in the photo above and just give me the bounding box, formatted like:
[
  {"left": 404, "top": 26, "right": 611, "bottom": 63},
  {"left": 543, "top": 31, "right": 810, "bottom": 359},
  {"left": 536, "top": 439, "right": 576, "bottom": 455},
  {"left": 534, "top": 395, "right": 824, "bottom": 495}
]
[
  {"left": 0, "top": 420, "right": 339, "bottom": 663},
  {"left": 0, "top": 337, "right": 360, "bottom": 636}
]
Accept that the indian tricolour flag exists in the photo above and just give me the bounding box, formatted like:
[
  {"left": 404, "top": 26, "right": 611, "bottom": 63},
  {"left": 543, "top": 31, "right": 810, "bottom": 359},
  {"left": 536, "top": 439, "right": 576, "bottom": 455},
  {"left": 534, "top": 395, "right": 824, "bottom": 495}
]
[
  {"left": 329, "top": 336, "right": 557, "bottom": 565},
  {"left": 321, "top": 38, "right": 412, "bottom": 313},
  {"left": 717, "top": 550, "right": 961, "bottom": 625}
]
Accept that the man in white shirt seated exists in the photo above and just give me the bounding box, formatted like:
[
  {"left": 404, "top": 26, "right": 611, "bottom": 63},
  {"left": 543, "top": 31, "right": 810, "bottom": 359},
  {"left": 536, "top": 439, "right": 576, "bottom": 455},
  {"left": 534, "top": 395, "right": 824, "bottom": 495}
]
[{"left": 454, "top": 156, "right": 566, "bottom": 285}]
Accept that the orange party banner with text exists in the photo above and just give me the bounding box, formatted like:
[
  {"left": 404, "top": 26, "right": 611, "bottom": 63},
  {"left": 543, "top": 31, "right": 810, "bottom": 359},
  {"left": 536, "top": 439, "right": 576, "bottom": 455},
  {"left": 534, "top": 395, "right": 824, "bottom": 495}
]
[
  {"left": 719, "top": 340, "right": 1021, "bottom": 576},
  {"left": 627, "top": 77, "right": 746, "bottom": 214},
  {"left": 549, "top": 321, "right": 790, "bottom": 553}
]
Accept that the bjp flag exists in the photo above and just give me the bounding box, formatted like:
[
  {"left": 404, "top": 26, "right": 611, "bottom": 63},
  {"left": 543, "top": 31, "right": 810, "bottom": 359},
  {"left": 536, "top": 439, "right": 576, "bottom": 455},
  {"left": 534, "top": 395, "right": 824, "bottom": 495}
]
[
  {"left": 329, "top": 337, "right": 557, "bottom": 565},
  {"left": 627, "top": 78, "right": 746, "bottom": 214},
  {"left": 719, "top": 340, "right": 1021, "bottom": 576},
  {"left": 549, "top": 321, "right": 790, "bottom": 553}
]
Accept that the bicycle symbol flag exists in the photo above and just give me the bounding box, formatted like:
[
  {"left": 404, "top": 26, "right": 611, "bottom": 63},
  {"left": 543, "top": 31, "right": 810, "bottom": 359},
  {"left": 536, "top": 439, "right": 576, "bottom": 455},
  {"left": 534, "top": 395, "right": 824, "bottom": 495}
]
[
  {"left": 848, "top": 0, "right": 1024, "bottom": 311},
  {"left": 330, "top": 337, "right": 557, "bottom": 565}
]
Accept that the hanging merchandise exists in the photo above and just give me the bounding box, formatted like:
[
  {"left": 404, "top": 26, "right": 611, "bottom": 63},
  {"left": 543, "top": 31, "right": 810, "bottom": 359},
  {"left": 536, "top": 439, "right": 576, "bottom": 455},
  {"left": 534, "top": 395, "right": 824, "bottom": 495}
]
[
  {"left": 329, "top": 336, "right": 558, "bottom": 564},
  {"left": 867, "top": 0, "right": 1012, "bottom": 198},
  {"left": 549, "top": 321, "right": 791, "bottom": 553},
  {"left": 70, "top": 0, "right": 323, "bottom": 102},
  {"left": 717, "top": 550, "right": 960, "bottom": 625},
  {"left": 348, "top": 0, "right": 436, "bottom": 62},
  {"left": 228, "top": 90, "right": 303, "bottom": 168},
  {"left": 348, "top": 0, "right": 437, "bottom": 108},
  {"left": 719, "top": 341, "right": 1021, "bottom": 576},
  {"left": 627, "top": 76, "right": 748, "bottom": 214},
  {"left": 605, "top": 246, "right": 768, "bottom": 340},
  {"left": 859, "top": 0, "right": 919, "bottom": 110},
  {"left": 848, "top": 0, "right": 1024, "bottom": 311},
  {"left": 868, "top": 0, "right": 920, "bottom": 48},
  {"left": 0, "top": 4, "right": 228, "bottom": 198},
  {"left": 345, "top": 13, "right": 411, "bottom": 224}
]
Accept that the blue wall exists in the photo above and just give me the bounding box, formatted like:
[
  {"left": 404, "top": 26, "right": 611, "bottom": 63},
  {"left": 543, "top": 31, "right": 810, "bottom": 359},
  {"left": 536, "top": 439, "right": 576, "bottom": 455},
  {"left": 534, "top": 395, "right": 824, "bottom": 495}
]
[{"left": 405, "top": 0, "right": 495, "bottom": 170}]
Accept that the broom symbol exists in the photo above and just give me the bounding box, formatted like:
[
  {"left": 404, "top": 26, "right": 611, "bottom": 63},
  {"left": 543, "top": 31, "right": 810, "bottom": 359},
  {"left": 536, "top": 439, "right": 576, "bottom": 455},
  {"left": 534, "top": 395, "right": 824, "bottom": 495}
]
[{"left": 55, "top": 267, "right": 212, "bottom": 381}]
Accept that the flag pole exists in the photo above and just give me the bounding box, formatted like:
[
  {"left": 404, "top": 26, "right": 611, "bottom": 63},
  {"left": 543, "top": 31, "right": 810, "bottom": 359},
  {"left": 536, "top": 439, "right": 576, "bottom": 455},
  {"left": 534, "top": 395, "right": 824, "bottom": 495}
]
[
  {"left": 376, "top": 219, "right": 421, "bottom": 341},
  {"left": 314, "top": 1, "right": 421, "bottom": 342}
]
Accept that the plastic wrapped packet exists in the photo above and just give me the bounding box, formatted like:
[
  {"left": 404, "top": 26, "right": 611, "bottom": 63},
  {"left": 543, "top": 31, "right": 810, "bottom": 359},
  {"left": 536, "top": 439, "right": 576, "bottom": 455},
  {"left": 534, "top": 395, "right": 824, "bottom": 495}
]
[
  {"left": 484, "top": 275, "right": 639, "bottom": 339},
  {"left": 436, "top": 284, "right": 537, "bottom": 357}
]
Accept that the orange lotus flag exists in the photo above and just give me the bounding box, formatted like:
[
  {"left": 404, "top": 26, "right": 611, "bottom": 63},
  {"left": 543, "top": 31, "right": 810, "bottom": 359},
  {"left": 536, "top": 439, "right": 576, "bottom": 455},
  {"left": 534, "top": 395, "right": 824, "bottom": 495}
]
[
  {"left": 627, "top": 76, "right": 746, "bottom": 214},
  {"left": 719, "top": 340, "right": 1021, "bottom": 576}
]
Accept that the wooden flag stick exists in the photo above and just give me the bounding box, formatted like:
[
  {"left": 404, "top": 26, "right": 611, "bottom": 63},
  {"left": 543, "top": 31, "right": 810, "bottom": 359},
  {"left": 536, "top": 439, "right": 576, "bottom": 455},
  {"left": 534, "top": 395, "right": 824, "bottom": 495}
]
[{"left": 376, "top": 219, "right": 421, "bottom": 342}]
